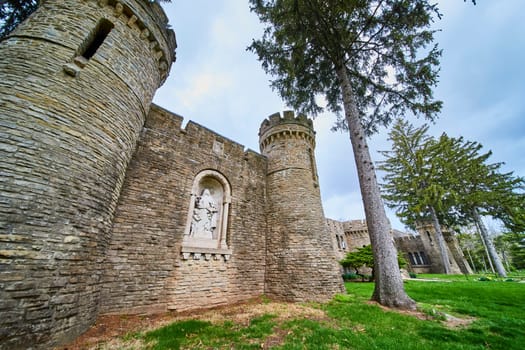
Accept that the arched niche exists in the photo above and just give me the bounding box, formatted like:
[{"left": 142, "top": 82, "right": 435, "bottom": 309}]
[{"left": 181, "top": 170, "right": 232, "bottom": 261}]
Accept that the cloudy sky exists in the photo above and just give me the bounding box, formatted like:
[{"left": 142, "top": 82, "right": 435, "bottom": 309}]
[{"left": 153, "top": 1, "right": 525, "bottom": 231}]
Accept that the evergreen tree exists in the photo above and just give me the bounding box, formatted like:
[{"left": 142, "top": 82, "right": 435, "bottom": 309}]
[
  {"left": 249, "top": 0, "right": 442, "bottom": 311},
  {"left": 452, "top": 140, "right": 524, "bottom": 277},
  {"left": 494, "top": 232, "right": 516, "bottom": 271},
  {"left": 380, "top": 119, "right": 524, "bottom": 277},
  {"left": 457, "top": 231, "right": 481, "bottom": 272},
  {"left": 0, "top": 0, "right": 39, "bottom": 38},
  {"left": 379, "top": 120, "right": 455, "bottom": 274},
  {"left": 501, "top": 232, "right": 525, "bottom": 270}
]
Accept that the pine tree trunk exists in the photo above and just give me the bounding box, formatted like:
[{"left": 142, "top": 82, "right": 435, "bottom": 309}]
[
  {"left": 472, "top": 208, "right": 507, "bottom": 277},
  {"left": 477, "top": 226, "right": 496, "bottom": 274},
  {"left": 466, "top": 248, "right": 477, "bottom": 273},
  {"left": 428, "top": 205, "right": 452, "bottom": 274},
  {"left": 336, "top": 64, "right": 415, "bottom": 310}
]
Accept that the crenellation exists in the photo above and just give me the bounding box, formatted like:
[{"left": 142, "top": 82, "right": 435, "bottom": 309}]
[
  {"left": 0, "top": 0, "right": 176, "bottom": 348},
  {"left": 258, "top": 110, "right": 314, "bottom": 141},
  {"left": 0, "top": 1, "right": 474, "bottom": 349},
  {"left": 262, "top": 111, "right": 345, "bottom": 302}
]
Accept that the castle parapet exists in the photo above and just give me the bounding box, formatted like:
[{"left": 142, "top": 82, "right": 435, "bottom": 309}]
[
  {"left": 259, "top": 111, "right": 315, "bottom": 151},
  {"left": 120, "top": 0, "right": 177, "bottom": 82},
  {"left": 0, "top": 0, "right": 177, "bottom": 347},
  {"left": 260, "top": 110, "right": 344, "bottom": 301}
]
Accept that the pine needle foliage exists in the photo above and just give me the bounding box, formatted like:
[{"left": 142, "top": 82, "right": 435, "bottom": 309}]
[
  {"left": 379, "top": 119, "right": 525, "bottom": 276},
  {"left": 248, "top": 0, "right": 444, "bottom": 309},
  {"left": 0, "top": 0, "right": 39, "bottom": 38},
  {"left": 248, "top": 0, "right": 442, "bottom": 135}
]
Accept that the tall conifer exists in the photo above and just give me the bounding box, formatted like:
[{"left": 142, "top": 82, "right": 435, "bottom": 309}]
[{"left": 249, "top": 0, "right": 443, "bottom": 309}]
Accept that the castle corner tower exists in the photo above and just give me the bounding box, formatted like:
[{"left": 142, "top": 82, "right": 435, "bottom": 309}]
[
  {"left": 0, "top": 1, "right": 176, "bottom": 348},
  {"left": 259, "top": 111, "right": 345, "bottom": 301}
]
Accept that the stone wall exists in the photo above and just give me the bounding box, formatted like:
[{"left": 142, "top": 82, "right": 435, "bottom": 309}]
[
  {"left": 416, "top": 223, "right": 461, "bottom": 274},
  {"left": 416, "top": 223, "right": 471, "bottom": 274},
  {"left": 100, "top": 105, "right": 268, "bottom": 314},
  {"left": 326, "top": 219, "right": 348, "bottom": 262},
  {"left": 342, "top": 220, "right": 372, "bottom": 251},
  {"left": 260, "top": 112, "right": 345, "bottom": 301},
  {"left": 0, "top": 1, "right": 175, "bottom": 348},
  {"left": 394, "top": 235, "right": 432, "bottom": 274},
  {"left": 326, "top": 219, "right": 472, "bottom": 275}
]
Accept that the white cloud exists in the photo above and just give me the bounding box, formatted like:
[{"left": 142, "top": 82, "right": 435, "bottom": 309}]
[
  {"left": 154, "top": 0, "right": 525, "bottom": 233},
  {"left": 174, "top": 70, "right": 232, "bottom": 111}
]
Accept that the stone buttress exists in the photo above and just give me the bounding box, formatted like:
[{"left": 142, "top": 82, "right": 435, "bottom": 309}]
[
  {"left": 0, "top": 0, "right": 176, "bottom": 348},
  {"left": 259, "top": 111, "right": 345, "bottom": 301}
]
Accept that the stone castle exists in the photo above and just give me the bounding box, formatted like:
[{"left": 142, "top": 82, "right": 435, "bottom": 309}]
[
  {"left": 328, "top": 219, "right": 472, "bottom": 276},
  {"left": 0, "top": 1, "right": 344, "bottom": 348},
  {"left": 0, "top": 1, "right": 470, "bottom": 348}
]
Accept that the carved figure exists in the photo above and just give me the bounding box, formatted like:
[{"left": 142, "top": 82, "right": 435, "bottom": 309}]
[{"left": 190, "top": 189, "right": 219, "bottom": 239}]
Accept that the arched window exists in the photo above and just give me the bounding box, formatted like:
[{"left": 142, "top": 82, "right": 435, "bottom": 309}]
[
  {"left": 408, "top": 252, "right": 416, "bottom": 265},
  {"left": 420, "top": 251, "right": 429, "bottom": 265},
  {"left": 181, "top": 170, "right": 232, "bottom": 260},
  {"left": 414, "top": 252, "right": 423, "bottom": 265}
]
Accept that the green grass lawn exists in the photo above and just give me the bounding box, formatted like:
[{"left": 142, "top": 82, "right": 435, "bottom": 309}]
[{"left": 115, "top": 277, "right": 525, "bottom": 349}]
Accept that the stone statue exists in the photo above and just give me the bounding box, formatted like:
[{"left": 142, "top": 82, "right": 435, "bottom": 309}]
[{"left": 190, "top": 189, "right": 219, "bottom": 239}]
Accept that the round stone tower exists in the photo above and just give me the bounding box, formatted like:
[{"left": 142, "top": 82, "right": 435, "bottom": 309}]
[
  {"left": 0, "top": 1, "right": 176, "bottom": 348},
  {"left": 259, "top": 111, "right": 345, "bottom": 302}
]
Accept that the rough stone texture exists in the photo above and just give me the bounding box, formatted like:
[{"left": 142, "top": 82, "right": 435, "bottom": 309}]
[
  {"left": 327, "top": 219, "right": 472, "bottom": 275},
  {"left": 327, "top": 219, "right": 348, "bottom": 263},
  {"left": 394, "top": 234, "right": 433, "bottom": 274},
  {"left": 0, "top": 0, "right": 474, "bottom": 343},
  {"left": 0, "top": 1, "right": 175, "bottom": 348},
  {"left": 416, "top": 223, "right": 471, "bottom": 274},
  {"left": 1, "top": 1, "right": 356, "bottom": 349},
  {"left": 260, "top": 111, "right": 345, "bottom": 301},
  {"left": 100, "top": 105, "right": 267, "bottom": 314}
]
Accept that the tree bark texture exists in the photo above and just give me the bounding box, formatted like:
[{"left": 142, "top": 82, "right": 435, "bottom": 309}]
[
  {"left": 428, "top": 205, "right": 452, "bottom": 274},
  {"left": 477, "top": 225, "right": 496, "bottom": 274},
  {"left": 337, "top": 65, "right": 415, "bottom": 310},
  {"left": 472, "top": 208, "right": 507, "bottom": 277},
  {"left": 466, "top": 248, "right": 477, "bottom": 273}
]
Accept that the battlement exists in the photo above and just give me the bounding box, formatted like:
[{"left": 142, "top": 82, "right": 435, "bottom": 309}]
[
  {"left": 146, "top": 104, "right": 265, "bottom": 163},
  {"left": 259, "top": 110, "right": 313, "bottom": 135},
  {"left": 105, "top": 0, "right": 177, "bottom": 81},
  {"left": 394, "top": 234, "right": 420, "bottom": 242},
  {"left": 259, "top": 111, "right": 315, "bottom": 151},
  {"left": 13, "top": 0, "right": 178, "bottom": 83}
]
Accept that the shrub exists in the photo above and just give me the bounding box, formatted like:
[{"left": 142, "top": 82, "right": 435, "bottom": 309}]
[{"left": 342, "top": 273, "right": 359, "bottom": 281}]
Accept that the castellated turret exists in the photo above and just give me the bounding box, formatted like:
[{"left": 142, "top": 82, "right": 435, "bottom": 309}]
[
  {"left": 259, "top": 111, "right": 345, "bottom": 302},
  {"left": 0, "top": 1, "right": 176, "bottom": 348}
]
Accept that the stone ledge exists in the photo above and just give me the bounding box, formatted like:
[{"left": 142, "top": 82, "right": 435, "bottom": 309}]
[{"left": 180, "top": 246, "right": 232, "bottom": 262}]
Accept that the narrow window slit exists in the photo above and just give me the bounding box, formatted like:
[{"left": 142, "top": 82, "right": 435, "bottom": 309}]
[
  {"left": 64, "top": 19, "right": 114, "bottom": 76},
  {"left": 81, "top": 19, "right": 114, "bottom": 60}
]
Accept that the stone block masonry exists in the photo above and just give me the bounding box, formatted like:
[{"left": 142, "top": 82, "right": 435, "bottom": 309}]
[
  {"left": 100, "top": 105, "right": 268, "bottom": 314},
  {"left": 327, "top": 219, "right": 473, "bottom": 275},
  {"left": 260, "top": 111, "right": 345, "bottom": 301},
  {"left": 0, "top": 1, "right": 345, "bottom": 348},
  {"left": 0, "top": 0, "right": 175, "bottom": 348}
]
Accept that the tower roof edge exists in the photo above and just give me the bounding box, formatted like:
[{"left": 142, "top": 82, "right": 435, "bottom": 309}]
[{"left": 258, "top": 110, "right": 313, "bottom": 137}]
